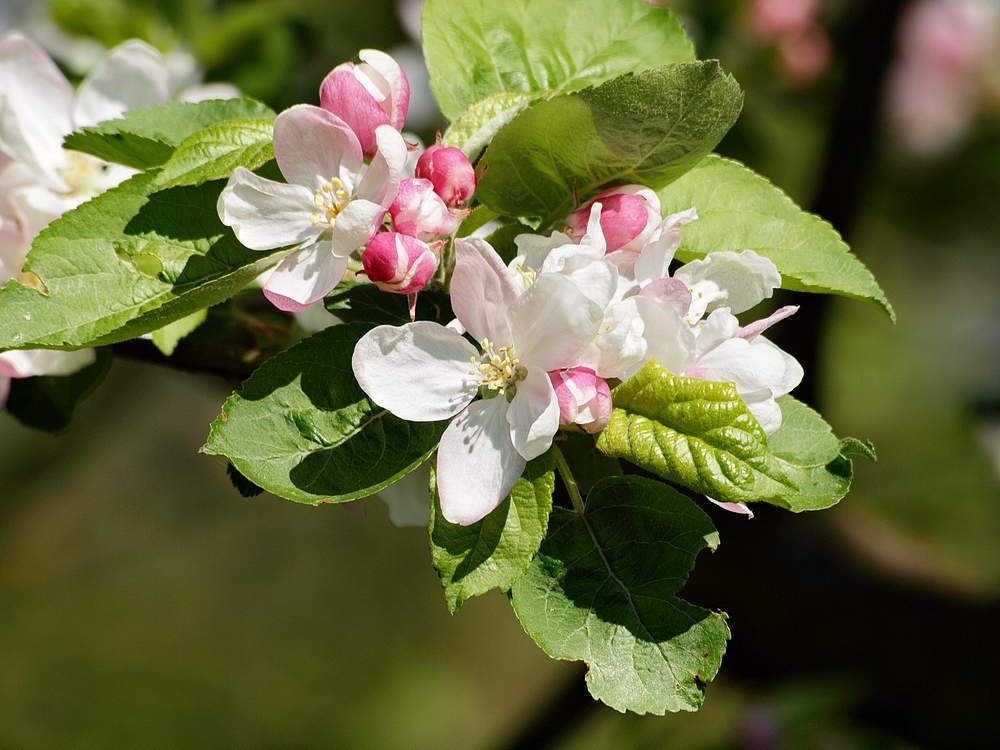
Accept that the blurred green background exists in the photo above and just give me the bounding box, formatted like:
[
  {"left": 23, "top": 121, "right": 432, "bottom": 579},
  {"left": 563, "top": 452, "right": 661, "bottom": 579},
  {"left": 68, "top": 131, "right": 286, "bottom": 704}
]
[{"left": 3, "top": 0, "right": 1000, "bottom": 747}]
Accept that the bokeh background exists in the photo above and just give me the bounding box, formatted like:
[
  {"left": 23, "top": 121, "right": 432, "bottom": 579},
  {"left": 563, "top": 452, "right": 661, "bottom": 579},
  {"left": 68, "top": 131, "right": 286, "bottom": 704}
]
[{"left": 3, "top": 0, "right": 1000, "bottom": 747}]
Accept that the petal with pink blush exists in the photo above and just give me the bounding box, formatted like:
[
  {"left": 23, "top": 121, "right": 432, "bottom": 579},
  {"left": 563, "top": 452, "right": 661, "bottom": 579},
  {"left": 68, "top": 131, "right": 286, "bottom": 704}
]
[
  {"left": 357, "top": 125, "right": 407, "bottom": 207},
  {"left": 273, "top": 104, "right": 363, "bottom": 192},
  {"left": 451, "top": 238, "right": 521, "bottom": 344},
  {"left": 319, "top": 65, "right": 390, "bottom": 157},
  {"left": 217, "top": 167, "right": 320, "bottom": 250},
  {"left": 437, "top": 397, "right": 526, "bottom": 526},
  {"left": 358, "top": 49, "right": 410, "bottom": 129},
  {"left": 262, "top": 242, "right": 348, "bottom": 311}
]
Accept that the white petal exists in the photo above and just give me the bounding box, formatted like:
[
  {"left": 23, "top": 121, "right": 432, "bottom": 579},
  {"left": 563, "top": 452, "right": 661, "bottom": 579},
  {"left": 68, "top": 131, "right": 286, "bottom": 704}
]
[
  {"left": 634, "top": 296, "right": 697, "bottom": 375},
  {"left": 687, "top": 337, "right": 790, "bottom": 395},
  {"left": 273, "top": 104, "right": 363, "bottom": 191},
  {"left": 352, "top": 321, "right": 479, "bottom": 421},
  {"left": 451, "top": 238, "right": 520, "bottom": 344},
  {"left": 674, "top": 249, "right": 781, "bottom": 317},
  {"left": 262, "top": 242, "right": 348, "bottom": 311},
  {"left": 580, "top": 297, "right": 647, "bottom": 379},
  {"left": 0, "top": 347, "right": 95, "bottom": 378},
  {"left": 73, "top": 40, "right": 169, "bottom": 128},
  {"left": 376, "top": 460, "right": 431, "bottom": 527},
  {"left": 0, "top": 32, "right": 73, "bottom": 187},
  {"left": 507, "top": 367, "right": 560, "bottom": 460},
  {"left": 633, "top": 207, "right": 698, "bottom": 285},
  {"left": 329, "top": 198, "right": 385, "bottom": 257},
  {"left": 217, "top": 167, "right": 321, "bottom": 250},
  {"left": 509, "top": 274, "right": 603, "bottom": 371},
  {"left": 357, "top": 124, "right": 407, "bottom": 207},
  {"left": 437, "top": 398, "right": 526, "bottom": 526},
  {"left": 359, "top": 49, "right": 408, "bottom": 128}
]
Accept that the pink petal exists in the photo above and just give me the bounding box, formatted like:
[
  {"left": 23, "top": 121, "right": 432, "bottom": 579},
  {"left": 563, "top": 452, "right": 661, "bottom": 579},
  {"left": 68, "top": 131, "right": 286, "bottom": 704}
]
[
  {"left": 737, "top": 305, "right": 799, "bottom": 341},
  {"left": 319, "top": 63, "right": 390, "bottom": 157},
  {"left": 273, "top": 104, "right": 363, "bottom": 191},
  {"left": 359, "top": 49, "right": 410, "bottom": 130}
]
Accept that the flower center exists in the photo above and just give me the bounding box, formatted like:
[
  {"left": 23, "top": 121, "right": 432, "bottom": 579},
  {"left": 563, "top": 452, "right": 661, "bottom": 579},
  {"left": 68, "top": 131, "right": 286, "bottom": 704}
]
[
  {"left": 311, "top": 177, "right": 351, "bottom": 227},
  {"left": 469, "top": 338, "right": 526, "bottom": 396},
  {"left": 59, "top": 150, "right": 110, "bottom": 197},
  {"left": 512, "top": 261, "right": 537, "bottom": 286}
]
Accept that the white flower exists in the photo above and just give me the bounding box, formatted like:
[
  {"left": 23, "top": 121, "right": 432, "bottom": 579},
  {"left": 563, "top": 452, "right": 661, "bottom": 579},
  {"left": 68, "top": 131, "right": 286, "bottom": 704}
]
[
  {"left": 218, "top": 104, "right": 407, "bottom": 311},
  {"left": 353, "top": 238, "right": 603, "bottom": 525}
]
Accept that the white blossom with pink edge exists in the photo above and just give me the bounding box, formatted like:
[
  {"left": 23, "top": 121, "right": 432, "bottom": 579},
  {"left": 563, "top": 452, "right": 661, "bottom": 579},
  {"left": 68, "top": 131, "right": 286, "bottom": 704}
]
[
  {"left": 388, "top": 177, "right": 459, "bottom": 241},
  {"left": 352, "top": 238, "right": 604, "bottom": 525},
  {"left": 320, "top": 49, "right": 410, "bottom": 158},
  {"left": 218, "top": 104, "right": 407, "bottom": 312}
]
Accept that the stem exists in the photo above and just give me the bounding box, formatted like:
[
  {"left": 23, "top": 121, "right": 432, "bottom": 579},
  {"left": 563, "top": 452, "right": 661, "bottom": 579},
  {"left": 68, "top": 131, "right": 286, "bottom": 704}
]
[{"left": 552, "top": 444, "right": 585, "bottom": 514}]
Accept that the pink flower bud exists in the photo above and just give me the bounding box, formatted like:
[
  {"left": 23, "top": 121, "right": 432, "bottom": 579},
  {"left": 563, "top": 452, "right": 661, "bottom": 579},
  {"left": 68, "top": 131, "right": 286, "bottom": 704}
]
[
  {"left": 565, "top": 185, "right": 661, "bottom": 254},
  {"left": 389, "top": 178, "right": 459, "bottom": 241},
  {"left": 320, "top": 49, "right": 410, "bottom": 157},
  {"left": 549, "top": 367, "right": 613, "bottom": 433},
  {"left": 361, "top": 232, "right": 437, "bottom": 294},
  {"left": 415, "top": 145, "right": 476, "bottom": 208}
]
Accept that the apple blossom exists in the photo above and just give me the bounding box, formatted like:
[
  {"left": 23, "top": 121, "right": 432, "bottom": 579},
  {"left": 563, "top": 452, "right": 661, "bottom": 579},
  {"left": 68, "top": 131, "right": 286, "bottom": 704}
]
[
  {"left": 361, "top": 231, "right": 438, "bottom": 294},
  {"left": 320, "top": 49, "right": 410, "bottom": 157},
  {"left": 218, "top": 104, "right": 407, "bottom": 311},
  {"left": 564, "top": 185, "right": 662, "bottom": 255},
  {"left": 388, "top": 177, "right": 459, "bottom": 241},
  {"left": 414, "top": 145, "right": 476, "bottom": 208},
  {"left": 352, "top": 238, "right": 604, "bottom": 525},
  {"left": 549, "top": 367, "right": 613, "bottom": 433}
]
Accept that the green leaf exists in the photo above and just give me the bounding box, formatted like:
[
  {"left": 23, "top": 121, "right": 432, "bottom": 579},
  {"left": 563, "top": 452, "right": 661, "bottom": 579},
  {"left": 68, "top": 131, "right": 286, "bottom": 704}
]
[
  {"left": 324, "top": 281, "right": 454, "bottom": 326},
  {"left": 154, "top": 118, "right": 275, "bottom": 189},
  {"left": 659, "top": 155, "right": 894, "bottom": 319},
  {"left": 150, "top": 309, "right": 209, "bottom": 356},
  {"left": 0, "top": 172, "right": 282, "bottom": 351},
  {"left": 4, "top": 348, "right": 112, "bottom": 432},
  {"left": 63, "top": 98, "right": 276, "bottom": 170},
  {"left": 423, "top": 0, "right": 694, "bottom": 122},
  {"left": 558, "top": 432, "right": 622, "bottom": 495},
  {"left": 510, "top": 475, "right": 729, "bottom": 715},
  {"left": 595, "top": 362, "right": 853, "bottom": 512},
  {"left": 442, "top": 92, "right": 537, "bottom": 158},
  {"left": 203, "top": 324, "right": 448, "bottom": 505},
  {"left": 430, "top": 452, "right": 555, "bottom": 613},
  {"left": 477, "top": 63, "right": 743, "bottom": 223}
]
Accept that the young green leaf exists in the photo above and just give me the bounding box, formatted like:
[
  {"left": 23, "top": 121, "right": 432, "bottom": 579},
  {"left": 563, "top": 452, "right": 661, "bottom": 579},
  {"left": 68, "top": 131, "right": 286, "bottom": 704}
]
[
  {"left": 203, "top": 324, "right": 449, "bottom": 505},
  {"left": 510, "top": 475, "right": 729, "bottom": 715},
  {"left": 430, "top": 453, "right": 555, "bottom": 614},
  {"left": 595, "top": 362, "right": 853, "bottom": 512},
  {"left": 476, "top": 63, "right": 744, "bottom": 223},
  {"left": 154, "top": 118, "right": 275, "bottom": 189},
  {"left": 0, "top": 172, "right": 282, "bottom": 351},
  {"left": 659, "top": 155, "right": 894, "bottom": 319},
  {"left": 423, "top": 0, "right": 694, "bottom": 121},
  {"left": 441, "top": 92, "right": 537, "bottom": 158},
  {"left": 63, "top": 98, "right": 276, "bottom": 170},
  {"left": 150, "top": 309, "right": 209, "bottom": 356}
]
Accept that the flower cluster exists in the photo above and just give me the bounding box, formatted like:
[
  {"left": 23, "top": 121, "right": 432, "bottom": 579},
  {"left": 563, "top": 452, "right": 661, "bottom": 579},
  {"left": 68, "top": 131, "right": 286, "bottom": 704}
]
[
  {"left": 0, "top": 32, "right": 195, "bottom": 405},
  {"left": 351, "top": 175, "right": 803, "bottom": 525},
  {"left": 218, "top": 50, "right": 476, "bottom": 312}
]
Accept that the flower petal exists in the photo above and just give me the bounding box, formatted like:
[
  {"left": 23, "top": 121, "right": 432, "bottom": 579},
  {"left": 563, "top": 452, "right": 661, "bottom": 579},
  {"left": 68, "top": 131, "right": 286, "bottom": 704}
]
[
  {"left": 319, "top": 63, "right": 390, "bottom": 156},
  {"left": 0, "top": 347, "right": 96, "bottom": 378},
  {"left": 217, "top": 167, "right": 321, "bottom": 250},
  {"left": 329, "top": 198, "right": 385, "bottom": 257},
  {"left": 262, "top": 242, "right": 348, "bottom": 311},
  {"left": 73, "top": 40, "right": 169, "bottom": 128},
  {"left": 632, "top": 207, "right": 698, "bottom": 285},
  {"left": 0, "top": 32, "right": 73, "bottom": 187},
  {"left": 352, "top": 321, "right": 480, "bottom": 421},
  {"left": 451, "top": 238, "right": 520, "bottom": 344},
  {"left": 273, "top": 104, "right": 364, "bottom": 191},
  {"left": 674, "top": 249, "right": 781, "bottom": 318},
  {"left": 359, "top": 49, "right": 409, "bottom": 129},
  {"left": 508, "top": 274, "right": 603, "bottom": 372},
  {"left": 376, "top": 460, "right": 431, "bottom": 527},
  {"left": 357, "top": 124, "right": 407, "bottom": 208},
  {"left": 507, "top": 366, "right": 560, "bottom": 460},
  {"left": 437, "top": 398, "right": 526, "bottom": 526}
]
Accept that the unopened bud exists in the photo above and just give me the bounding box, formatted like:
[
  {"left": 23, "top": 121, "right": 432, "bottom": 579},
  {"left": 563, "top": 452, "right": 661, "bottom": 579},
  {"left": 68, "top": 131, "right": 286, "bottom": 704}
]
[
  {"left": 415, "top": 145, "right": 476, "bottom": 208},
  {"left": 565, "top": 185, "right": 661, "bottom": 254},
  {"left": 549, "top": 367, "right": 613, "bottom": 433},
  {"left": 361, "top": 232, "right": 437, "bottom": 294},
  {"left": 389, "top": 178, "right": 459, "bottom": 241}
]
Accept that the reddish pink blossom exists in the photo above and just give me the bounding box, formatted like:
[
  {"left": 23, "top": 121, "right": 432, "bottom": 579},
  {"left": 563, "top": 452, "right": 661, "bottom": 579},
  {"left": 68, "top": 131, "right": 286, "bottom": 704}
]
[
  {"left": 361, "top": 232, "right": 437, "bottom": 294},
  {"left": 415, "top": 145, "right": 476, "bottom": 208},
  {"left": 565, "top": 185, "right": 661, "bottom": 255}
]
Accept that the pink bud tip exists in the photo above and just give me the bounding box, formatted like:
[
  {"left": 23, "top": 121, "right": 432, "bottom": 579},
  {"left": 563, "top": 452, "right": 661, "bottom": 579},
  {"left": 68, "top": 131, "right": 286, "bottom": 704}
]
[
  {"left": 549, "top": 367, "right": 613, "bottom": 433},
  {"left": 565, "top": 185, "right": 662, "bottom": 254},
  {"left": 415, "top": 145, "right": 477, "bottom": 208},
  {"left": 361, "top": 232, "right": 437, "bottom": 295}
]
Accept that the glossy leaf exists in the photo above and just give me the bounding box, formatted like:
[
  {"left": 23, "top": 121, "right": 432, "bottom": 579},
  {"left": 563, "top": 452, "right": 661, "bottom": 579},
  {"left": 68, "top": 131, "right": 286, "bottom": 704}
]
[
  {"left": 423, "top": 0, "right": 694, "bottom": 121},
  {"left": 203, "top": 324, "right": 448, "bottom": 505},
  {"left": 510, "top": 475, "right": 728, "bottom": 714},
  {"left": 154, "top": 118, "right": 275, "bottom": 189},
  {"left": 659, "top": 155, "right": 894, "bottom": 319},
  {"left": 477, "top": 63, "right": 743, "bottom": 223},
  {"left": 0, "top": 172, "right": 282, "bottom": 351}
]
